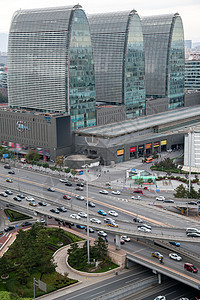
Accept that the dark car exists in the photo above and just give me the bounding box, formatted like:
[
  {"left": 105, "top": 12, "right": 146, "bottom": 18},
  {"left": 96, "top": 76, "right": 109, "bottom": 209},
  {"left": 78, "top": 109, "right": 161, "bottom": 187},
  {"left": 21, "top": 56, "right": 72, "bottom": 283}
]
[
  {"left": 163, "top": 199, "right": 174, "bottom": 203},
  {"left": 0, "top": 230, "right": 4, "bottom": 236},
  {"left": 186, "top": 201, "right": 197, "bottom": 205},
  {"left": 38, "top": 201, "right": 47, "bottom": 206},
  {"left": 4, "top": 226, "right": 15, "bottom": 232},
  {"left": 86, "top": 201, "right": 96, "bottom": 207},
  {"left": 5, "top": 190, "right": 13, "bottom": 195},
  {"left": 57, "top": 206, "right": 67, "bottom": 212},
  {"left": 4, "top": 165, "right": 11, "bottom": 169},
  {"left": 50, "top": 208, "right": 60, "bottom": 214},
  {"left": 17, "top": 194, "right": 25, "bottom": 199},
  {"left": 21, "top": 221, "right": 32, "bottom": 227},
  {"left": 47, "top": 187, "right": 55, "bottom": 192},
  {"left": 169, "top": 241, "right": 180, "bottom": 247},
  {"left": 8, "top": 170, "right": 15, "bottom": 174},
  {"left": 13, "top": 196, "right": 22, "bottom": 202},
  {"left": 133, "top": 217, "right": 143, "bottom": 223},
  {"left": 64, "top": 221, "right": 74, "bottom": 227},
  {"left": 65, "top": 181, "right": 72, "bottom": 186},
  {"left": 85, "top": 227, "right": 95, "bottom": 233},
  {"left": 76, "top": 224, "right": 85, "bottom": 229},
  {"left": 77, "top": 182, "right": 84, "bottom": 187}
]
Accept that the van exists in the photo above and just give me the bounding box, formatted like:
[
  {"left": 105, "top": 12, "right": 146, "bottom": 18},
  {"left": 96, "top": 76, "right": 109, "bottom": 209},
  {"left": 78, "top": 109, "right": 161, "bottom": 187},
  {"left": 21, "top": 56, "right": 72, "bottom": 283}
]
[
  {"left": 186, "top": 228, "right": 200, "bottom": 234},
  {"left": 146, "top": 157, "right": 153, "bottom": 163}
]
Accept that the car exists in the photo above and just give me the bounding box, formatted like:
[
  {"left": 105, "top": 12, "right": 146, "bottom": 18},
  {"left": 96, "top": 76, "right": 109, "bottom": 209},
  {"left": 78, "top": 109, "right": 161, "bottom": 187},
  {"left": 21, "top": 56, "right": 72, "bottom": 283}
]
[
  {"left": 186, "top": 201, "right": 197, "bottom": 205},
  {"left": 21, "top": 221, "right": 32, "bottom": 227},
  {"left": 131, "top": 195, "right": 141, "bottom": 200},
  {"left": 152, "top": 252, "right": 163, "bottom": 259},
  {"left": 50, "top": 208, "right": 60, "bottom": 214},
  {"left": 38, "top": 201, "right": 47, "bottom": 206},
  {"left": 138, "top": 223, "right": 152, "bottom": 230},
  {"left": 4, "top": 165, "right": 11, "bottom": 169},
  {"left": 87, "top": 201, "right": 96, "bottom": 207},
  {"left": 8, "top": 170, "right": 15, "bottom": 174},
  {"left": 0, "top": 192, "right": 8, "bottom": 197},
  {"left": 167, "top": 149, "right": 172, "bottom": 153},
  {"left": 104, "top": 217, "right": 115, "bottom": 223},
  {"left": 5, "top": 190, "right": 13, "bottom": 195},
  {"left": 29, "top": 201, "right": 37, "bottom": 207},
  {"left": 63, "top": 194, "right": 71, "bottom": 200},
  {"left": 187, "top": 232, "right": 200, "bottom": 237},
  {"left": 121, "top": 236, "right": 131, "bottom": 242},
  {"left": 98, "top": 209, "right": 107, "bottom": 216},
  {"left": 57, "top": 206, "right": 67, "bottom": 212},
  {"left": 0, "top": 230, "right": 4, "bottom": 236},
  {"left": 13, "top": 196, "right": 22, "bottom": 202},
  {"left": 59, "top": 178, "right": 68, "bottom": 183},
  {"left": 76, "top": 195, "right": 84, "bottom": 201},
  {"left": 133, "top": 217, "right": 143, "bottom": 223},
  {"left": 78, "top": 211, "right": 87, "bottom": 218},
  {"left": 26, "top": 196, "right": 35, "bottom": 201},
  {"left": 156, "top": 196, "right": 165, "bottom": 201},
  {"left": 133, "top": 189, "right": 143, "bottom": 194},
  {"left": 108, "top": 210, "right": 118, "bottom": 217},
  {"left": 47, "top": 187, "right": 55, "bottom": 192},
  {"left": 143, "top": 186, "right": 148, "bottom": 190},
  {"left": 112, "top": 190, "right": 121, "bottom": 195},
  {"left": 85, "top": 227, "right": 95, "bottom": 233},
  {"left": 120, "top": 238, "right": 125, "bottom": 244},
  {"left": 98, "top": 231, "right": 107, "bottom": 237},
  {"left": 76, "top": 186, "right": 84, "bottom": 191},
  {"left": 99, "top": 190, "right": 108, "bottom": 194},
  {"left": 169, "top": 253, "right": 182, "bottom": 261},
  {"left": 178, "top": 298, "right": 189, "bottom": 300},
  {"left": 4, "top": 226, "right": 15, "bottom": 232},
  {"left": 184, "top": 263, "right": 198, "bottom": 273},
  {"left": 64, "top": 221, "right": 74, "bottom": 227},
  {"left": 77, "top": 182, "right": 84, "bottom": 187},
  {"left": 163, "top": 199, "right": 174, "bottom": 203},
  {"left": 90, "top": 218, "right": 101, "bottom": 224},
  {"left": 76, "top": 224, "right": 85, "bottom": 229},
  {"left": 65, "top": 181, "right": 72, "bottom": 186},
  {"left": 169, "top": 241, "right": 180, "bottom": 247},
  {"left": 154, "top": 297, "right": 166, "bottom": 300},
  {"left": 70, "top": 214, "right": 81, "bottom": 220},
  {"left": 138, "top": 226, "right": 151, "bottom": 233},
  {"left": 106, "top": 222, "right": 118, "bottom": 228},
  {"left": 17, "top": 194, "right": 25, "bottom": 199},
  {"left": 6, "top": 178, "right": 13, "bottom": 183}
]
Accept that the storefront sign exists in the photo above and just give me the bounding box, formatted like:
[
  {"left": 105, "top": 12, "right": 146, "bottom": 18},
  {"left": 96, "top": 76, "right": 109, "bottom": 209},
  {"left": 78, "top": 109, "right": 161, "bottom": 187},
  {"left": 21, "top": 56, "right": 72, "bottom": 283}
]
[
  {"left": 117, "top": 149, "right": 124, "bottom": 156},
  {"left": 146, "top": 143, "right": 152, "bottom": 149},
  {"left": 16, "top": 121, "right": 30, "bottom": 132},
  {"left": 130, "top": 146, "right": 136, "bottom": 152},
  {"left": 138, "top": 145, "right": 144, "bottom": 150},
  {"left": 153, "top": 141, "right": 160, "bottom": 148},
  {"left": 161, "top": 140, "right": 167, "bottom": 145}
]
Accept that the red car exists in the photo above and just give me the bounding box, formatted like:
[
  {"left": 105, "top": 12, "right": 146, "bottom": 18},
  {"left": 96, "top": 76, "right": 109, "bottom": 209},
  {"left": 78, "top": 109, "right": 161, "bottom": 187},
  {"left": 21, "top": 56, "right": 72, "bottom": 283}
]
[
  {"left": 133, "top": 189, "right": 143, "bottom": 194},
  {"left": 63, "top": 195, "right": 71, "bottom": 200},
  {"left": 184, "top": 263, "right": 198, "bottom": 273}
]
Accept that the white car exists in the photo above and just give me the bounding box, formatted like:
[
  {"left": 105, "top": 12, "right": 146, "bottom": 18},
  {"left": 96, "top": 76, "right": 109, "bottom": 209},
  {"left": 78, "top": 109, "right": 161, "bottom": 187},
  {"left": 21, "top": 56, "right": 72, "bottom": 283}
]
[
  {"left": 90, "top": 218, "right": 101, "bottom": 224},
  {"left": 108, "top": 210, "right": 118, "bottom": 217},
  {"left": 99, "top": 190, "right": 108, "bottom": 195},
  {"left": 169, "top": 253, "right": 182, "bottom": 261},
  {"left": 26, "top": 196, "right": 35, "bottom": 201},
  {"left": 78, "top": 212, "right": 87, "bottom": 218},
  {"left": 156, "top": 196, "right": 165, "bottom": 201},
  {"left": 131, "top": 195, "right": 141, "bottom": 200},
  {"left": 121, "top": 236, "right": 130, "bottom": 242},
  {"left": 138, "top": 226, "right": 151, "bottom": 233},
  {"left": 154, "top": 297, "right": 166, "bottom": 300},
  {"left": 70, "top": 214, "right": 81, "bottom": 220},
  {"left": 112, "top": 190, "right": 120, "bottom": 195},
  {"left": 59, "top": 179, "right": 68, "bottom": 183},
  {"left": 98, "top": 231, "right": 107, "bottom": 237}
]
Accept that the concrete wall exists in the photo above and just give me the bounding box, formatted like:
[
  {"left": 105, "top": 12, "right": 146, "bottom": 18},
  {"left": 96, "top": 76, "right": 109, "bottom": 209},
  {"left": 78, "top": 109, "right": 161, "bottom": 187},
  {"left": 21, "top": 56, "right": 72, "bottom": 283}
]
[
  {"left": 184, "top": 91, "right": 200, "bottom": 107},
  {"left": 96, "top": 105, "right": 126, "bottom": 126},
  {"left": 146, "top": 97, "right": 169, "bottom": 115}
]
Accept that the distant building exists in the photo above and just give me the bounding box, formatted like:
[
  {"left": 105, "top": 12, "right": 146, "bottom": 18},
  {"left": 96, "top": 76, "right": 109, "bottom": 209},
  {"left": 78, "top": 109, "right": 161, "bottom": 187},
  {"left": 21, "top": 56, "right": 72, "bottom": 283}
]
[
  {"left": 8, "top": 5, "right": 96, "bottom": 130},
  {"left": 142, "top": 13, "right": 185, "bottom": 110},
  {"left": 88, "top": 10, "right": 146, "bottom": 119},
  {"left": 96, "top": 105, "right": 126, "bottom": 126},
  {"left": 185, "top": 40, "right": 192, "bottom": 50},
  {"left": 185, "top": 55, "right": 200, "bottom": 91}
]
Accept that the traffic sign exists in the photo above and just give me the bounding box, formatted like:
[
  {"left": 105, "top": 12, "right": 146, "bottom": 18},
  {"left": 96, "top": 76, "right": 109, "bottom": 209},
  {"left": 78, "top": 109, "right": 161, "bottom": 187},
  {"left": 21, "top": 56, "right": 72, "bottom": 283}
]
[{"left": 198, "top": 205, "right": 200, "bottom": 212}]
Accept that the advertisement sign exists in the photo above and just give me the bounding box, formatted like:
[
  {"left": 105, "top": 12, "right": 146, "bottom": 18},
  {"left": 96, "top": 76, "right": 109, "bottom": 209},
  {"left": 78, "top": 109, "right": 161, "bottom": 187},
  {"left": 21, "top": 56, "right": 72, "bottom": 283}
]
[
  {"left": 153, "top": 141, "right": 160, "bottom": 148},
  {"left": 138, "top": 145, "right": 144, "bottom": 150},
  {"left": 161, "top": 140, "right": 167, "bottom": 145},
  {"left": 146, "top": 143, "right": 152, "bottom": 149},
  {"left": 117, "top": 149, "right": 124, "bottom": 156},
  {"left": 3, "top": 153, "right": 9, "bottom": 158},
  {"left": 130, "top": 146, "right": 136, "bottom": 153},
  {"left": 16, "top": 121, "right": 30, "bottom": 132}
]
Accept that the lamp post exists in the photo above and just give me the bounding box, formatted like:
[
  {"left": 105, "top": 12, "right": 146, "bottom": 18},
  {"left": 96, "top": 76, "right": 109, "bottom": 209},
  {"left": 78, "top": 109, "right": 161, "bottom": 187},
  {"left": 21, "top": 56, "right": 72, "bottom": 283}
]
[{"left": 83, "top": 163, "right": 90, "bottom": 264}]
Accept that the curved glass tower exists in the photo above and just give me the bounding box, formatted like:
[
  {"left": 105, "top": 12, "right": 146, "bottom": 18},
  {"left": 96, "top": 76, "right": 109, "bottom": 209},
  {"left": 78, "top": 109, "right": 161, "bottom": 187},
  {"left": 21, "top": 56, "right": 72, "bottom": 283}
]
[
  {"left": 89, "top": 10, "right": 145, "bottom": 119},
  {"left": 141, "top": 13, "right": 185, "bottom": 110},
  {"left": 8, "top": 5, "right": 96, "bottom": 129}
]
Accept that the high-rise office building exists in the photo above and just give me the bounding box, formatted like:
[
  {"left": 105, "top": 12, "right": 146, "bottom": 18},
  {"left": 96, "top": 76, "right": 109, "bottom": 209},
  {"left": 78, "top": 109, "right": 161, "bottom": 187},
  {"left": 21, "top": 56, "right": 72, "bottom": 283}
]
[
  {"left": 8, "top": 5, "right": 96, "bottom": 129},
  {"left": 142, "top": 13, "right": 185, "bottom": 110},
  {"left": 185, "top": 55, "right": 200, "bottom": 91},
  {"left": 88, "top": 10, "right": 146, "bottom": 119}
]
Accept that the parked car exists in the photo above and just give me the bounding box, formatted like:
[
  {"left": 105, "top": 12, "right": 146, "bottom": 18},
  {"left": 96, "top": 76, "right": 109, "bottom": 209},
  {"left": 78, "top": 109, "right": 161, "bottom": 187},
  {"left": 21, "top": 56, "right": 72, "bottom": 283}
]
[
  {"left": 99, "top": 190, "right": 108, "bottom": 195},
  {"left": 5, "top": 190, "right": 13, "bottom": 195},
  {"left": 152, "top": 252, "right": 163, "bottom": 259},
  {"left": 98, "top": 209, "right": 107, "bottom": 216},
  {"left": 57, "top": 206, "right": 67, "bottom": 212},
  {"left": 184, "top": 263, "right": 198, "bottom": 273},
  {"left": 76, "top": 224, "right": 85, "bottom": 229},
  {"left": 38, "top": 201, "right": 47, "bottom": 206},
  {"left": 76, "top": 195, "right": 84, "bottom": 201},
  {"left": 17, "top": 194, "right": 25, "bottom": 199},
  {"left": 108, "top": 210, "right": 118, "bottom": 217},
  {"left": 87, "top": 201, "right": 96, "bottom": 207},
  {"left": 13, "top": 196, "right": 22, "bottom": 202},
  {"left": 112, "top": 190, "right": 120, "bottom": 195},
  {"left": 50, "top": 208, "right": 60, "bottom": 214},
  {"left": 98, "top": 231, "right": 107, "bottom": 237},
  {"left": 169, "top": 253, "right": 182, "bottom": 261},
  {"left": 47, "top": 187, "right": 55, "bottom": 192},
  {"left": 21, "top": 221, "right": 32, "bottom": 227},
  {"left": 169, "top": 241, "right": 180, "bottom": 247},
  {"left": 156, "top": 196, "right": 165, "bottom": 201},
  {"left": 4, "top": 226, "right": 15, "bottom": 232},
  {"left": 8, "top": 170, "right": 15, "bottom": 174},
  {"left": 133, "top": 217, "right": 143, "bottom": 223},
  {"left": 90, "top": 218, "right": 101, "bottom": 224},
  {"left": 63, "top": 194, "right": 71, "bottom": 200}
]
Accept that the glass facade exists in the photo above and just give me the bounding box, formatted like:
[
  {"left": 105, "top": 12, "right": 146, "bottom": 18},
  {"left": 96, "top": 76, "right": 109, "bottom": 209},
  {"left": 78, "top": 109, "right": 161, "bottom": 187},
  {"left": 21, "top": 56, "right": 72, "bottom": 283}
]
[
  {"left": 141, "top": 14, "right": 185, "bottom": 109},
  {"left": 185, "top": 60, "right": 200, "bottom": 91},
  {"left": 8, "top": 5, "right": 96, "bottom": 129},
  {"left": 89, "top": 10, "right": 145, "bottom": 118}
]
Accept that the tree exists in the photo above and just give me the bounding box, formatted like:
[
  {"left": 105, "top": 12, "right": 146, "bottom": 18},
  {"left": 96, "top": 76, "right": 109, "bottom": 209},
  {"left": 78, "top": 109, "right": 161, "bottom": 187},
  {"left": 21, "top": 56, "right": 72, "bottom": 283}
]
[
  {"left": 65, "top": 167, "right": 70, "bottom": 173},
  {"left": 0, "top": 256, "right": 10, "bottom": 277},
  {"left": 56, "top": 155, "right": 64, "bottom": 168},
  {"left": 15, "top": 264, "right": 30, "bottom": 285},
  {"left": 25, "top": 150, "right": 40, "bottom": 162},
  {"left": 174, "top": 184, "right": 187, "bottom": 198},
  {"left": 71, "top": 169, "right": 77, "bottom": 177},
  {"left": 187, "top": 184, "right": 198, "bottom": 199},
  {"left": 93, "top": 237, "right": 108, "bottom": 259},
  {"left": 134, "top": 177, "right": 143, "bottom": 186}
]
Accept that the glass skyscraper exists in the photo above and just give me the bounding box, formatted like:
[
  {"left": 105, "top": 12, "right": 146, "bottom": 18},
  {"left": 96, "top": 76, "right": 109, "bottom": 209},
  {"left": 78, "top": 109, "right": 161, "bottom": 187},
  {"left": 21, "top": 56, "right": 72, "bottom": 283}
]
[
  {"left": 8, "top": 5, "right": 96, "bottom": 129},
  {"left": 141, "top": 13, "right": 185, "bottom": 110},
  {"left": 88, "top": 10, "right": 146, "bottom": 119}
]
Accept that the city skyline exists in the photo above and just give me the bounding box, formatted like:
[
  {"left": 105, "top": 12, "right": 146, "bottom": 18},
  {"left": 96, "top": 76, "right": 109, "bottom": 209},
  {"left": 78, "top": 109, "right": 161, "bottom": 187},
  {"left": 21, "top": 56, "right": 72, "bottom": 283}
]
[{"left": 0, "top": 0, "right": 199, "bottom": 46}]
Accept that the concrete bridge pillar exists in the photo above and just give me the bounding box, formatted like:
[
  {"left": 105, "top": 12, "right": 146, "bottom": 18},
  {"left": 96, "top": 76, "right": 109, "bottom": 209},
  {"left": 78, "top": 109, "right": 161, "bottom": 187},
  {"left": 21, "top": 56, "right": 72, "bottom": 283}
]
[
  {"left": 45, "top": 215, "right": 48, "bottom": 226},
  {"left": 158, "top": 273, "right": 162, "bottom": 284},
  {"left": 115, "top": 234, "right": 121, "bottom": 250}
]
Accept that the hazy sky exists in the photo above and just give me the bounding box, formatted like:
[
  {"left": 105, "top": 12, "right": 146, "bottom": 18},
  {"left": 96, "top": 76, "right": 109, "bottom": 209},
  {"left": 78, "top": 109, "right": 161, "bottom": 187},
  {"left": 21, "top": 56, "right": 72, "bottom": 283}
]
[{"left": 0, "top": 0, "right": 199, "bottom": 42}]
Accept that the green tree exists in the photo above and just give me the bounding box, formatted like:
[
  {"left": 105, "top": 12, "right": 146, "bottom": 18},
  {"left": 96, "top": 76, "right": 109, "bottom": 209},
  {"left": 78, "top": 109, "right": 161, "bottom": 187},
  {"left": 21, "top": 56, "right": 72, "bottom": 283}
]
[
  {"left": 71, "top": 169, "right": 77, "bottom": 176},
  {"left": 56, "top": 155, "right": 64, "bottom": 168},
  {"left": 15, "top": 264, "right": 30, "bottom": 285},
  {"left": 25, "top": 150, "right": 40, "bottom": 162},
  {"left": 65, "top": 167, "right": 70, "bottom": 173},
  {"left": 0, "top": 256, "right": 10, "bottom": 277},
  {"left": 174, "top": 184, "right": 187, "bottom": 198},
  {"left": 93, "top": 237, "right": 108, "bottom": 259},
  {"left": 187, "top": 184, "right": 198, "bottom": 199},
  {"left": 134, "top": 177, "right": 143, "bottom": 186}
]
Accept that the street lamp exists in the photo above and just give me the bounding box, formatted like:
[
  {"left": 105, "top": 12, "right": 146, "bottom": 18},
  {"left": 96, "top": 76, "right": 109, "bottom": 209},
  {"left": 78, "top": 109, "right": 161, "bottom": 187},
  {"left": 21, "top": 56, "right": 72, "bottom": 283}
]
[{"left": 82, "top": 163, "right": 90, "bottom": 264}]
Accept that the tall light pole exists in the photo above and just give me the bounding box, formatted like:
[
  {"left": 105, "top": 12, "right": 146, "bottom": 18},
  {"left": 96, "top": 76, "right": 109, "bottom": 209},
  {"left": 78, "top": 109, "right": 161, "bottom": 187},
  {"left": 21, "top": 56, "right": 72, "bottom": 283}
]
[
  {"left": 83, "top": 163, "right": 90, "bottom": 264},
  {"left": 188, "top": 128, "right": 193, "bottom": 194}
]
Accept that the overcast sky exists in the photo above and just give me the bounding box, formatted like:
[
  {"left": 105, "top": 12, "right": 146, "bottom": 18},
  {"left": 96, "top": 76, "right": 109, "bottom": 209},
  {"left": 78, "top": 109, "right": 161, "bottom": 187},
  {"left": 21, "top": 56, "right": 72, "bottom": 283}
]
[{"left": 0, "top": 0, "right": 199, "bottom": 42}]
